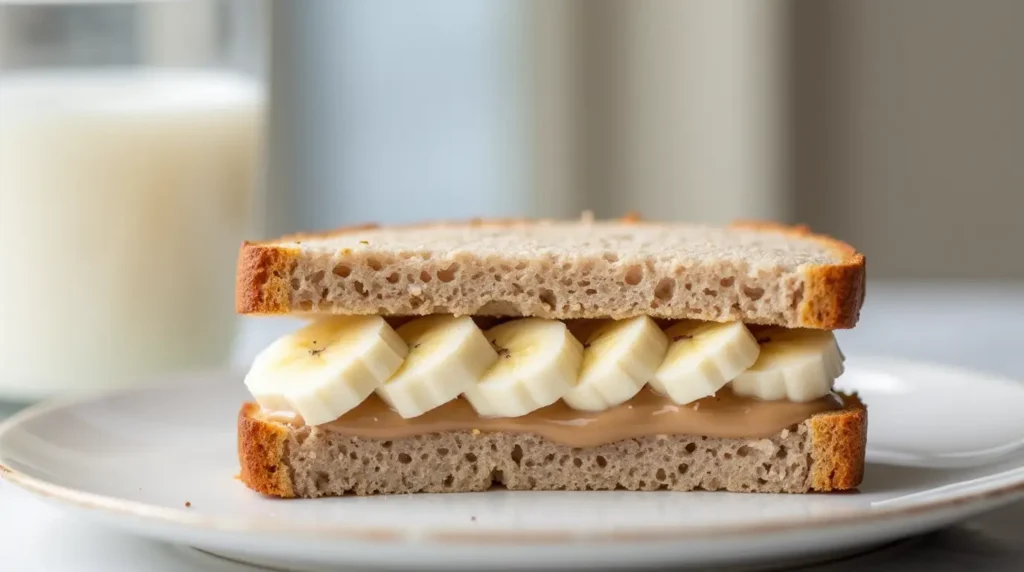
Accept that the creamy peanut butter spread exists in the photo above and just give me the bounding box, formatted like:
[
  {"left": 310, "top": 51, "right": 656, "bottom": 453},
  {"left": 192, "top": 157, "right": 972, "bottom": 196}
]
[{"left": 260, "top": 389, "right": 843, "bottom": 448}]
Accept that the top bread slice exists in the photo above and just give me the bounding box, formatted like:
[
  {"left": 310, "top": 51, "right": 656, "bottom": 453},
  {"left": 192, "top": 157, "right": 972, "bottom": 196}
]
[{"left": 236, "top": 218, "right": 865, "bottom": 329}]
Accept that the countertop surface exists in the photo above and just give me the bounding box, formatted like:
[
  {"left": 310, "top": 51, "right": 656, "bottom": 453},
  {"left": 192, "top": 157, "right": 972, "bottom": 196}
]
[{"left": 2, "top": 282, "right": 1023, "bottom": 571}]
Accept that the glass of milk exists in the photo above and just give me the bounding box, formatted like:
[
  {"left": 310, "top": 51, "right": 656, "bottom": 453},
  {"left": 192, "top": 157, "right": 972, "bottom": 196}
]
[{"left": 0, "top": 1, "right": 266, "bottom": 401}]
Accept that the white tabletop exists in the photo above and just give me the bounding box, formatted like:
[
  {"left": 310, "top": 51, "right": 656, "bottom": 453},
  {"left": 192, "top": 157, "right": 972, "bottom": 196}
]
[{"left": 3, "top": 281, "right": 1023, "bottom": 571}]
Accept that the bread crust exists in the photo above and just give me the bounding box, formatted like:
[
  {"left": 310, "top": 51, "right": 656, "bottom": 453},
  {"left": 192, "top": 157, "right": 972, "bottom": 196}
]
[
  {"left": 235, "top": 244, "right": 296, "bottom": 315},
  {"left": 729, "top": 221, "right": 866, "bottom": 329},
  {"left": 234, "top": 218, "right": 866, "bottom": 329},
  {"left": 237, "top": 396, "right": 867, "bottom": 498},
  {"left": 238, "top": 403, "right": 294, "bottom": 497}
]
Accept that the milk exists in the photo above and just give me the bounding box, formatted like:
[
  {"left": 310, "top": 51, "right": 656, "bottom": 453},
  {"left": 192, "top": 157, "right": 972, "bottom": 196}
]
[{"left": 0, "top": 69, "right": 263, "bottom": 400}]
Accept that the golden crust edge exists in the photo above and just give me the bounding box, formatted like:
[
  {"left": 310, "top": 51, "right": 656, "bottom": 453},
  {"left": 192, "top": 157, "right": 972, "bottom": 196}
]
[
  {"left": 234, "top": 217, "right": 866, "bottom": 329},
  {"left": 236, "top": 394, "right": 867, "bottom": 497},
  {"left": 235, "top": 242, "right": 299, "bottom": 315},
  {"left": 727, "top": 220, "right": 866, "bottom": 330},
  {"left": 238, "top": 402, "right": 295, "bottom": 498},
  {"left": 808, "top": 393, "right": 868, "bottom": 492}
]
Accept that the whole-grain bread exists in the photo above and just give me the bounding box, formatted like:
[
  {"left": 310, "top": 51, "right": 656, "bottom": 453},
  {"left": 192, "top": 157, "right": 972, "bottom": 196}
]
[
  {"left": 236, "top": 218, "right": 865, "bottom": 329},
  {"left": 238, "top": 394, "right": 866, "bottom": 498}
]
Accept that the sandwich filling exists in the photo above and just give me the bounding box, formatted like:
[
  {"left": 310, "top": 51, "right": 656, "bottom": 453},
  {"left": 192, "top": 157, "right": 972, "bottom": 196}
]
[{"left": 245, "top": 314, "right": 847, "bottom": 445}]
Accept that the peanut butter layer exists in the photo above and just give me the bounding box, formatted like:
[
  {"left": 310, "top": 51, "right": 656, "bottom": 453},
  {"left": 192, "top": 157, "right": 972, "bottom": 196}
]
[{"left": 260, "top": 389, "right": 843, "bottom": 448}]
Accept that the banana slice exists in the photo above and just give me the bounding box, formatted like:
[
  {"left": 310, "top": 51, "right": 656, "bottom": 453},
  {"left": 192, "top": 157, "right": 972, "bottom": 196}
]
[
  {"left": 463, "top": 318, "right": 584, "bottom": 417},
  {"left": 730, "top": 327, "right": 844, "bottom": 402},
  {"left": 562, "top": 315, "right": 669, "bottom": 411},
  {"left": 650, "top": 320, "right": 760, "bottom": 405},
  {"left": 244, "top": 316, "right": 408, "bottom": 425},
  {"left": 376, "top": 315, "right": 498, "bottom": 418}
]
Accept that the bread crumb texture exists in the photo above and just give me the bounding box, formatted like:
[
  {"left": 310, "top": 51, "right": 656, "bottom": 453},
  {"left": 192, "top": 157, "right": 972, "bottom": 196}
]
[
  {"left": 236, "top": 220, "right": 864, "bottom": 329},
  {"left": 238, "top": 396, "right": 866, "bottom": 497}
]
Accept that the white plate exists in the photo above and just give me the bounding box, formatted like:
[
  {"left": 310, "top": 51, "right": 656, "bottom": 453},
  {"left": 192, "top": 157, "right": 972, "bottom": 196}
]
[{"left": 1, "top": 357, "right": 1023, "bottom": 571}]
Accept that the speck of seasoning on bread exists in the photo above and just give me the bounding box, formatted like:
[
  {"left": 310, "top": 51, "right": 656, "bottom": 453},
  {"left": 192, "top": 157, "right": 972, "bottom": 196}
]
[
  {"left": 185, "top": 501, "right": 191, "bottom": 507},
  {"left": 471, "top": 516, "right": 477, "bottom": 522},
  {"left": 359, "top": 240, "right": 369, "bottom": 245},
  {"left": 472, "top": 428, "right": 481, "bottom": 435}
]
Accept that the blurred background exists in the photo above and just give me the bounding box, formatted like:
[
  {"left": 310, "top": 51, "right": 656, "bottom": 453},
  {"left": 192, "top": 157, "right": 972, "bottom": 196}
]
[{"left": 1, "top": 0, "right": 1022, "bottom": 400}]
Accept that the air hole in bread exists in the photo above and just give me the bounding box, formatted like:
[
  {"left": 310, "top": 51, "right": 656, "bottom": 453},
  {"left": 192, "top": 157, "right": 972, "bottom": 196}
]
[
  {"left": 720, "top": 277, "right": 735, "bottom": 287},
  {"left": 500, "top": 264, "right": 513, "bottom": 272},
  {"left": 397, "top": 453, "right": 413, "bottom": 464},
  {"left": 366, "top": 258, "right": 382, "bottom": 271},
  {"left": 595, "top": 455, "right": 607, "bottom": 468},
  {"left": 585, "top": 288, "right": 597, "bottom": 296},
  {"left": 737, "top": 446, "right": 751, "bottom": 458},
  {"left": 757, "top": 478, "right": 768, "bottom": 485},
  {"left": 743, "top": 286, "right": 765, "bottom": 300},
  {"left": 573, "top": 457, "right": 583, "bottom": 468},
  {"left": 654, "top": 278, "right": 675, "bottom": 301},
  {"left": 514, "top": 262, "right": 527, "bottom": 271},
  {"left": 409, "top": 296, "right": 423, "bottom": 309},
  {"left": 511, "top": 445, "right": 524, "bottom": 466},
  {"left": 655, "top": 468, "right": 666, "bottom": 481},
  {"left": 386, "top": 272, "right": 400, "bottom": 284},
  {"left": 624, "top": 265, "right": 643, "bottom": 285},
  {"left": 353, "top": 281, "right": 368, "bottom": 297},
  {"left": 436, "top": 447, "right": 449, "bottom": 456},
  {"left": 684, "top": 443, "right": 697, "bottom": 454},
  {"left": 684, "top": 283, "right": 692, "bottom": 291},
  {"left": 678, "top": 463, "right": 689, "bottom": 475},
  {"left": 465, "top": 453, "right": 477, "bottom": 463},
  {"left": 703, "top": 288, "right": 717, "bottom": 296},
  {"left": 319, "top": 287, "right": 329, "bottom": 301},
  {"left": 776, "top": 446, "right": 788, "bottom": 459},
  {"left": 539, "top": 289, "right": 557, "bottom": 309},
  {"left": 603, "top": 252, "right": 619, "bottom": 263},
  {"left": 332, "top": 264, "right": 351, "bottom": 278},
  {"left": 290, "top": 277, "right": 301, "bottom": 290},
  {"left": 419, "top": 270, "right": 432, "bottom": 283},
  {"left": 437, "top": 263, "right": 459, "bottom": 282},
  {"left": 298, "top": 300, "right": 313, "bottom": 311}
]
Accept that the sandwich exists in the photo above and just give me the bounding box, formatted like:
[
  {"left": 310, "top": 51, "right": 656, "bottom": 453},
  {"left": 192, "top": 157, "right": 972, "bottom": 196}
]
[{"left": 235, "top": 217, "right": 867, "bottom": 497}]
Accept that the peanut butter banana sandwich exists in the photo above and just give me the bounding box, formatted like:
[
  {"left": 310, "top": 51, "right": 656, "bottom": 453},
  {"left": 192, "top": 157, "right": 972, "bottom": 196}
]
[{"left": 235, "top": 217, "right": 867, "bottom": 497}]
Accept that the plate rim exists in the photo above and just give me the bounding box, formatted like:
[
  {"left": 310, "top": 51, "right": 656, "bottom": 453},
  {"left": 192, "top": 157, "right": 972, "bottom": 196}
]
[{"left": 2, "top": 357, "right": 1024, "bottom": 545}]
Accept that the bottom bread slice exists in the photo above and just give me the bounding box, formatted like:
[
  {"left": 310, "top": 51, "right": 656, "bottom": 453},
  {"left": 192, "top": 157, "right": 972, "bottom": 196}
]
[{"left": 238, "top": 394, "right": 866, "bottom": 498}]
